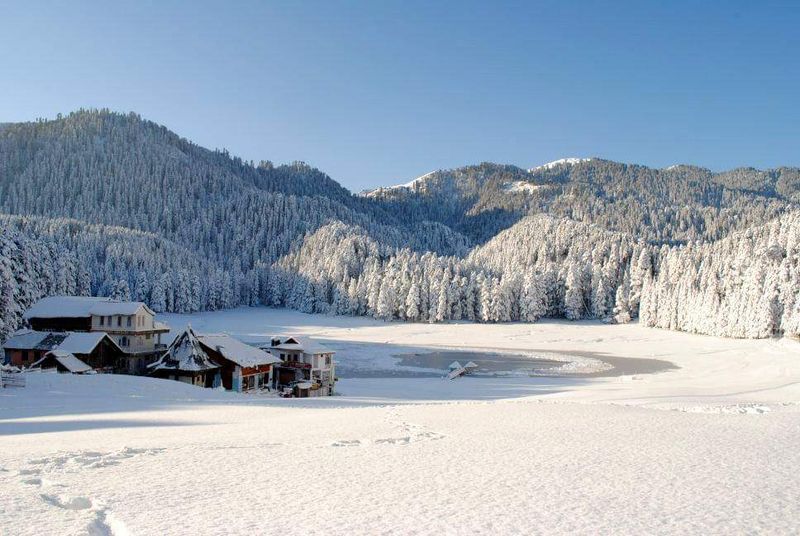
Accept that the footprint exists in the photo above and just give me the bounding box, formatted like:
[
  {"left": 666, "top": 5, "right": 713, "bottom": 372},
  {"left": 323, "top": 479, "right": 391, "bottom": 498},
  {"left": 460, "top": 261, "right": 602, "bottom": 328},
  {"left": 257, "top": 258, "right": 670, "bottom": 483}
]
[
  {"left": 86, "top": 507, "right": 129, "bottom": 536},
  {"left": 375, "top": 436, "right": 412, "bottom": 445},
  {"left": 41, "top": 493, "right": 94, "bottom": 511},
  {"left": 22, "top": 477, "right": 43, "bottom": 486},
  {"left": 416, "top": 431, "right": 445, "bottom": 441},
  {"left": 18, "top": 468, "right": 41, "bottom": 476},
  {"left": 331, "top": 440, "right": 361, "bottom": 447}
]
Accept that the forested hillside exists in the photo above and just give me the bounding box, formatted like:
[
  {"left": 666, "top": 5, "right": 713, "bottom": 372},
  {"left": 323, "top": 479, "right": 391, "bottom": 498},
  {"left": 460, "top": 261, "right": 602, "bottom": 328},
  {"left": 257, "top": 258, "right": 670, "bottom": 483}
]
[
  {"left": 640, "top": 211, "right": 800, "bottom": 338},
  {"left": 364, "top": 159, "right": 798, "bottom": 244},
  {"left": 0, "top": 109, "right": 798, "bottom": 341}
]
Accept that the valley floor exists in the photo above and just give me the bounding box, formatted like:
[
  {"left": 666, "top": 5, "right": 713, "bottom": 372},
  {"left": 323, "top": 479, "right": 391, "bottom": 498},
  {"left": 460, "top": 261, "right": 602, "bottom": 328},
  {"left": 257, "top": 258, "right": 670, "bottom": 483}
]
[{"left": 2, "top": 308, "right": 800, "bottom": 535}]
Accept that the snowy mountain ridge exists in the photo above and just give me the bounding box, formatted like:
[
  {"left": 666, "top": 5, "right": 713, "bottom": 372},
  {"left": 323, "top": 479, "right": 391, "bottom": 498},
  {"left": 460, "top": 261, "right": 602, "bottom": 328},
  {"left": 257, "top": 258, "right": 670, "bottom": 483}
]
[
  {"left": 1, "top": 109, "right": 800, "bottom": 341},
  {"left": 528, "top": 157, "right": 593, "bottom": 173}
]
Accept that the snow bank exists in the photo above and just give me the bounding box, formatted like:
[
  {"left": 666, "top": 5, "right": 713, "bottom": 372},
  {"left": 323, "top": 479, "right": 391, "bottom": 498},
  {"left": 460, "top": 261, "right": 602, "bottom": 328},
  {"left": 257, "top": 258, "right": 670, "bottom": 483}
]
[{"left": 3, "top": 308, "right": 800, "bottom": 535}]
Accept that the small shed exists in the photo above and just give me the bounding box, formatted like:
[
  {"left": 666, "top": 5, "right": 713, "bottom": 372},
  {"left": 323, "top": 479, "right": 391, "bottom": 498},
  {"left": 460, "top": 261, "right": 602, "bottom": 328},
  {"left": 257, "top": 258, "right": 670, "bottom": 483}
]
[{"left": 32, "top": 350, "right": 93, "bottom": 374}]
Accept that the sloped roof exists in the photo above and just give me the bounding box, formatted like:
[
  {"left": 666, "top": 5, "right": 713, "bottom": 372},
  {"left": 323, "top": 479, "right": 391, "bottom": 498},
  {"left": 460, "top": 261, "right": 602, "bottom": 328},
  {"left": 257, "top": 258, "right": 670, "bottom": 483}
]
[
  {"left": 58, "top": 332, "right": 113, "bottom": 354},
  {"left": 2, "top": 330, "right": 49, "bottom": 350},
  {"left": 23, "top": 296, "right": 153, "bottom": 319},
  {"left": 2, "top": 330, "right": 118, "bottom": 354},
  {"left": 33, "top": 351, "right": 92, "bottom": 373},
  {"left": 198, "top": 334, "right": 279, "bottom": 368},
  {"left": 270, "top": 336, "right": 334, "bottom": 355},
  {"left": 150, "top": 328, "right": 219, "bottom": 373}
]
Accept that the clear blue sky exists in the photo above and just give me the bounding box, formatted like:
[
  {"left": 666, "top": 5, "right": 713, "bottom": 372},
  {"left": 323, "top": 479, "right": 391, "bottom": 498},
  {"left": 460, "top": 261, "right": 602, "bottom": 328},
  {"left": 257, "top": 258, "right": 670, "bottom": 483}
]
[{"left": 2, "top": 1, "right": 799, "bottom": 191}]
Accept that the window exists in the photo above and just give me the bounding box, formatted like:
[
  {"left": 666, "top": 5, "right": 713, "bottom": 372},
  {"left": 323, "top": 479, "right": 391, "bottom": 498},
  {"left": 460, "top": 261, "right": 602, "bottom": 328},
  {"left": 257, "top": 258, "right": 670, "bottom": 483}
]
[
  {"left": 146, "top": 333, "right": 151, "bottom": 340},
  {"left": 117, "top": 316, "right": 122, "bottom": 327},
  {"left": 99, "top": 316, "right": 104, "bottom": 326},
  {"left": 325, "top": 355, "right": 331, "bottom": 366}
]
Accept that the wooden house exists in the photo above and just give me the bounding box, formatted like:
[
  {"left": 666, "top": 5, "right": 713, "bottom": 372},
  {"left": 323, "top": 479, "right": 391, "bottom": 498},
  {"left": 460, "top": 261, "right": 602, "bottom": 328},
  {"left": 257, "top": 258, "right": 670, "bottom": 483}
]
[
  {"left": 197, "top": 334, "right": 279, "bottom": 392},
  {"left": 149, "top": 327, "right": 221, "bottom": 387},
  {"left": 2, "top": 330, "right": 123, "bottom": 371},
  {"left": 23, "top": 296, "right": 170, "bottom": 373},
  {"left": 266, "top": 336, "right": 336, "bottom": 397}
]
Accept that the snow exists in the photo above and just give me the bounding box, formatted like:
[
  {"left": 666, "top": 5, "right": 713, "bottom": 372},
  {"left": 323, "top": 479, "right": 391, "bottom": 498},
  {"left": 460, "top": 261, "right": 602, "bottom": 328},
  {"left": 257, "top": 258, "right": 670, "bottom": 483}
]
[
  {"left": 32, "top": 351, "right": 92, "bottom": 373},
  {"left": 2, "top": 330, "right": 114, "bottom": 354},
  {"left": 388, "top": 170, "right": 435, "bottom": 190},
  {"left": 2, "top": 329, "right": 47, "bottom": 349},
  {"left": 362, "top": 171, "right": 437, "bottom": 195},
  {"left": 56, "top": 332, "right": 111, "bottom": 355},
  {"left": 150, "top": 328, "right": 218, "bottom": 372},
  {"left": 270, "top": 335, "right": 333, "bottom": 355},
  {"left": 2, "top": 307, "right": 800, "bottom": 534},
  {"left": 503, "top": 180, "right": 546, "bottom": 193},
  {"left": 529, "top": 157, "right": 592, "bottom": 172},
  {"left": 197, "top": 333, "right": 278, "bottom": 367},
  {"left": 23, "top": 296, "right": 148, "bottom": 319}
]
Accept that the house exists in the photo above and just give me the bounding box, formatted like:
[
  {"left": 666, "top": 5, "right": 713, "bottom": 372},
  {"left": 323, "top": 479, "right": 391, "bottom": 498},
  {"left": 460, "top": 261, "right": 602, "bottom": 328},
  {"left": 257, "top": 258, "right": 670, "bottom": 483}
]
[
  {"left": 265, "top": 336, "right": 336, "bottom": 397},
  {"left": 197, "top": 334, "right": 279, "bottom": 392},
  {"left": 22, "top": 296, "right": 171, "bottom": 373},
  {"left": 149, "top": 327, "right": 221, "bottom": 387},
  {"left": 2, "top": 330, "right": 123, "bottom": 371},
  {"left": 31, "top": 350, "right": 93, "bottom": 374}
]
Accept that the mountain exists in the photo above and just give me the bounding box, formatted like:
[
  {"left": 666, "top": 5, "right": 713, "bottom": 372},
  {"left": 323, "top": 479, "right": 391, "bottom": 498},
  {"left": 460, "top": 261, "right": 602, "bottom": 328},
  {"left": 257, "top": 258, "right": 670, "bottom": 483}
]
[
  {"left": 364, "top": 159, "right": 799, "bottom": 244},
  {"left": 0, "top": 109, "right": 798, "bottom": 341}
]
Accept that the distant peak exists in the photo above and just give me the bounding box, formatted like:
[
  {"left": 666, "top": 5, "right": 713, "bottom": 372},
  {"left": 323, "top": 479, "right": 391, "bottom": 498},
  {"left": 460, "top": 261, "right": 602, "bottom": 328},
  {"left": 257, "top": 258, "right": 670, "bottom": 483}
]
[
  {"left": 392, "top": 170, "right": 436, "bottom": 190},
  {"left": 528, "top": 158, "right": 592, "bottom": 173},
  {"left": 361, "top": 170, "right": 438, "bottom": 196}
]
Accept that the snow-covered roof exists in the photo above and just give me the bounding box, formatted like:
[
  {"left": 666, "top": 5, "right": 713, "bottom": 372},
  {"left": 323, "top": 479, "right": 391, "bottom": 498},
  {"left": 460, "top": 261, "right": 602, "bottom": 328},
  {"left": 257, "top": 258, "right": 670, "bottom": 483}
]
[
  {"left": 198, "top": 334, "right": 279, "bottom": 368},
  {"left": 150, "top": 328, "right": 219, "bottom": 373},
  {"left": 1, "top": 330, "right": 117, "bottom": 354},
  {"left": 449, "top": 361, "right": 463, "bottom": 370},
  {"left": 269, "top": 336, "right": 334, "bottom": 355},
  {"left": 57, "top": 332, "right": 112, "bottom": 354},
  {"left": 2, "top": 329, "right": 48, "bottom": 350},
  {"left": 33, "top": 351, "right": 92, "bottom": 373},
  {"left": 23, "top": 296, "right": 153, "bottom": 319},
  {"left": 529, "top": 158, "right": 592, "bottom": 173},
  {"left": 464, "top": 361, "right": 478, "bottom": 369}
]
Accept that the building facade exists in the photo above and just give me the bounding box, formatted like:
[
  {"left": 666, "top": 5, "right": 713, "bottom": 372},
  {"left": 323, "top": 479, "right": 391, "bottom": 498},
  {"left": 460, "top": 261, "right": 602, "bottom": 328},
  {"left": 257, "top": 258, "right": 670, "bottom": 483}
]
[
  {"left": 266, "top": 336, "right": 336, "bottom": 397},
  {"left": 22, "top": 296, "right": 170, "bottom": 373}
]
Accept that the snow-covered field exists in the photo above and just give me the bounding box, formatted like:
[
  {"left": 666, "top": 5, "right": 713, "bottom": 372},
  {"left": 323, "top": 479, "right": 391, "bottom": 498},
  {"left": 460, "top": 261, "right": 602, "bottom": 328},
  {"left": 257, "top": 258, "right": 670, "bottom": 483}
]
[{"left": 2, "top": 307, "right": 800, "bottom": 535}]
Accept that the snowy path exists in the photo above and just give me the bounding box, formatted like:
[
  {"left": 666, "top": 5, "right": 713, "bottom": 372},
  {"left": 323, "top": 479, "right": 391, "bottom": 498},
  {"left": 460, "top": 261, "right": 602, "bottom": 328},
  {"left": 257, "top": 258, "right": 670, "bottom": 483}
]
[{"left": 2, "top": 308, "right": 800, "bottom": 534}]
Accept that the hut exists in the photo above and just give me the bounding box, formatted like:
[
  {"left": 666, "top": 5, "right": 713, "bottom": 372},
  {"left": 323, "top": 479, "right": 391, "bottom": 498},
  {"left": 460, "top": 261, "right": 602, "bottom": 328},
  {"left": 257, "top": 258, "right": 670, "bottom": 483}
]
[
  {"left": 31, "top": 350, "right": 93, "bottom": 374},
  {"left": 149, "top": 327, "right": 220, "bottom": 387}
]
